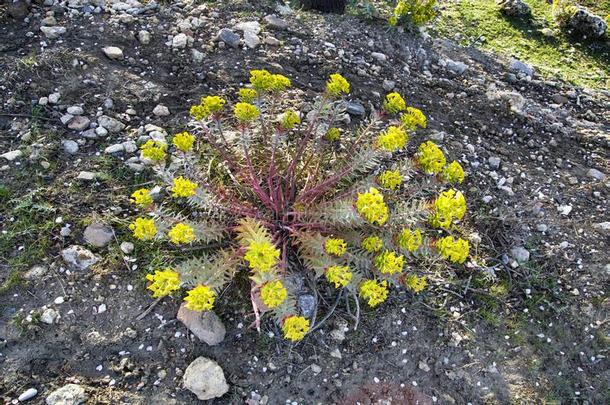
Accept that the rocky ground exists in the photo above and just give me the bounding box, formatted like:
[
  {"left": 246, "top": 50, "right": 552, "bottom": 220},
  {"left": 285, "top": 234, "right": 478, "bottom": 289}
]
[{"left": 1, "top": 0, "right": 609, "bottom": 404}]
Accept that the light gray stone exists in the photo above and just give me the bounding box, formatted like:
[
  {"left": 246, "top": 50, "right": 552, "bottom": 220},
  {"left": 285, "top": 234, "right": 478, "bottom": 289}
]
[
  {"left": 62, "top": 140, "right": 79, "bottom": 154},
  {"left": 102, "top": 46, "right": 124, "bottom": 60},
  {"left": 264, "top": 14, "right": 288, "bottom": 30},
  {"left": 183, "top": 357, "right": 229, "bottom": 401},
  {"left": 45, "top": 384, "right": 87, "bottom": 405},
  {"left": 18, "top": 388, "right": 38, "bottom": 402},
  {"left": 243, "top": 31, "right": 261, "bottom": 49},
  {"left": 1, "top": 150, "right": 23, "bottom": 161},
  {"left": 83, "top": 223, "right": 114, "bottom": 247},
  {"left": 104, "top": 143, "right": 124, "bottom": 154},
  {"left": 153, "top": 104, "right": 170, "bottom": 117},
  {"left": 446, "top": 59, "right": 468, "bottom": 75},
  {"left": 97, "top": 115, "right": 124, "bottom": 133},
  {"left": 40, "top": 26, "right": 66, "bottom": 39},
  {"left": 587, "top": 168, "right": 606, "bottom": 181},
  {"left": 371, "top": 52, "right": 387, "bottom": 62},
  {"left": 67, "top": 116, "right": 90, "bottom": 131},
  {"left": 61, "top": 245, "right": 99, "bottom": 270},
  {"left": 41, "top": 308, "right": 60, "bottom": 324},
  {"left": 138, "top": 30, "right": 151, "bottom": 44},
  {"left": 172, "top": 33, "right": 188, "bottom": 49},
  {"left": 177, "top": 304, "right": 225, "bottom": 345},
  {"left": 67, "top": 106, "right": 84, "bottom": 115},
  {"left": 488, "top": 156, "right": 501, "bottom": 169},
  {"left": 120, "top": 241, "right": 134, "bottom": 254},
  {"left": 510, "top": 58, "right": 535, "bottom": 77},
  {"left": 510, "top": 246, "right": 530, "bottom": 263}
]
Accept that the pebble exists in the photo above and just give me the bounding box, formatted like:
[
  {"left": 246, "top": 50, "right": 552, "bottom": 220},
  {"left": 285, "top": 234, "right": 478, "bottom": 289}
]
[
  {"left": 264, "top": 14, "right": 288, "bottom": 30},
  {"left": 97, "top": 115, "right": 125, "bottom": 133},
  {"left": 215, "top": 28, "right": 240, "bottom": 48},
  {"left": 183, "top": 357, "right": 229, "bottom": 401},
  {"left": 586, "top": 168, "right": 606, "bottom": 181},
  {"left": 45, "top": 384, "right": 87, "bottom": 405},
  {"left": 346, "top": 102, "right": 365, "bottom": 116},
  {"left": 510, "top": 58, "right": 535, "bottom": 77},
  {"left": 1, "top": 150, "right": 23, "bottom": 161},
  {"left": 84, "top": 223, "right": 114, "bottom": 247},
  {"left": 138, "top": 30, "right": 151, "bottom": 45},
  {"left": 40, "top": 26, "right": 66, "bottom": 39},
  {"left": 120, "top": 241, "right": 134, "bottom": 254},
  {"left": 297, "top": 294, "right": 316, "bottom": 318},
  {"left": 68, "top": 116, "right": 90, "bottom": 131},
  {"left": 488, "top": 156, "right": 501, "bottom": 169},
  {"left": 61, "top": 245, "right": 99, "bottom": 270},
  {"left": 48, "top": 92, "right": 61, "bottom": 104},
  {"left": 371, "top": 52, "right": 387, "bottom": 62},
  {"left": 172, "top": 33, "right": 188, "bottom": 49},
  {"left": 311, "top": 364, "right": 322, "bottom": 374},
  {"left": 510, "top": 246, "right": 530, "bottom": 263},
  {"left": 177, "top": 304, "right": 226, "bottom": 345},
  {"left": 18, "top": 388, "right": 38, "bottom": 402},
  {"left": 446, "top": 59, "right": 468, "bottom": 75},
  {"left": 102, "top": 46, "right": 124, "bottom": 60},
  {"left": 41, "top": 307, "right": 60, "bottom": 324},
  {"left": 153, "top": 104, "right": 170, "bottom": 117}
]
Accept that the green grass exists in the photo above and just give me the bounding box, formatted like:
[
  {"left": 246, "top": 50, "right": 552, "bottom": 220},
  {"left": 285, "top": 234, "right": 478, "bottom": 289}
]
[{"left": 433, "top": 0, "right": 610, "bottom": 89}]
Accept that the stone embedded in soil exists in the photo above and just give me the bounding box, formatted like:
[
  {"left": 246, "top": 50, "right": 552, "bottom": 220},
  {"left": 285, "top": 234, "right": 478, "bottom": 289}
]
[
  {"left": 102, "top": 46, "right": 124, "bottom": 60},
  {"left": 40, "top": 26, "right": 67, "bottom": 39},
  {"left": 509, "top": 58, "right": 535, "bottom": 77},
  {"left": 234, "top": 21, "right": 262, "bottom": 35},
  {"left": 346, "top": 101, "right": 365, "bottom": 116},
  {"left": 264, "top": 14, "right": 288, "bottom": 30},
  {"left": 24, "top": 265, "right": 48, "bottom": 280},
  {"left": 243, "top": 31, "right": 261, "bottom": 49},
  {"left": 1, "top": 150, "right": 23, "bottom": 161},
  {"left": 83, "top": 223, "right": 114, "bottom": 248},
  {"left": 183, "top": 357, "right": 229, "bottom": 401},
  {"left": 77, "top": 171, "right": 96, "bottom": 180},
  {"left": 298, "top": 294, "right": 316, "bottom": 318},
  {"left": 67, "top": 116, "right": 90, "bottom": 131},
  {"left": 593, "top": 222, "right": 610, "bottom": 233},
  {"left": 371, "top": 52, "right": 387, "bottom": 62},
  {"left": 120, "top": 241, "right": 134, "bottom": 254},
  {"left": 138, "top": 30, "right": 151, "bottom": 45},
  {"left": 488, "top": 156, "right": 501, "bottom": 169},
  {"left": 215, "top": 28, "right": 240, "bottom": 48},
  {"left": 446, "top": 59, "right": 468, "bottom": 75},
  {"left": 587, "top": 168, "right": 606, "bottom": 181},
  {"left": 61, "top": 245, "right": 100, "bottom": 270},
  {"left": 177, "top": 304, "right": 226, "bottom": 346},
  {"left": 498, "top": 0, "right": 530, "bottom": 17},
  {"left": 97, "top": 115, "right": 125, "bottom": 133},
  {"left": 41, "top": 307, "right": 60, "bottom": 324},
  {"left": 67, "top": 106, "right": 84, "bottom": 115},
  {"left": 153, "top": 104, "right": 170, "bottom": 117},
  {"left": 567, "top": 7, "right": 607, "bottom": 38},
  {"left": 45, "top": 384, "right": 87, "bottom": 405},
  {"left": 264, "top": 36, "right": 280, "bottom": 46},
  {"left": 510, "top": 246, "right": 530, "bottom": 263},
  {"left": 18, "top": 387, "right": 38, "bottom": 402},
  {"left": 172, "top": 33, "right": 188, "bottom": 49}
]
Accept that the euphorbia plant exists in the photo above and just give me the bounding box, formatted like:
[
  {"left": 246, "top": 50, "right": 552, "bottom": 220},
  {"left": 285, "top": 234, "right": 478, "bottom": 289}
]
[{"left": 129, "top": 69, "right": 470, "bottom": 341}]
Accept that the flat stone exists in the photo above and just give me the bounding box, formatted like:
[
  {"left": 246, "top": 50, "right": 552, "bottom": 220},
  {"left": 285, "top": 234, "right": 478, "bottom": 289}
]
[
  {"left": 346, "top": 102, "right": 365, "bottom": 116},
  {"left": 243, "top": 31, "right": 261, "bottom": 49},
  {"left": 83, "top": 223, "right": 114, "bottom": 247},
  {"left": 183, "top": 357, "right": 229, "bottom": 401},
  {"left": 68, "top": 116, "right": 90, "bottom": 131},
  {"left": 264, "top": 36, "right": 280, "bottom": 46},
  {"left": 177, "top": 304, "right": 225, "bottom": 346},
  {"left": 23, "top": 265, "right": 48, "bottom": 280},
  {"left": 40, "top": 26, "right": 66, "bottom": 39},
  {"left": 67, "top": 106, "right": 84, "bottom": 115},
  {"left": 215, "top": 28, "right": 240, "bottom": 48},
  {"left": 45, "top": 384, "right": 87, "bottom": 405},
  {"left": 234, "top": 21, "right": 261, "bottom": 35},
  {"left": 104, "top": 143, "right": 124, "bottom": 154},
  {"left": 61, "top": 245, "right": 99, "bottom": 270},
  {"left": 371, "top": 52, "right": 387, "bottom": 62},
  {"left": 97, "top": 115, "right": 124, "bottom": 133},
  {"left": 1, "top": 150, "right": 23, "bottom": 161},
  {"left": 264, "top": 14, "right": 288, "bottom": 30},
  {"left": 153, "top": 104, "right": 170, "bottom": 117},
  {"left": 587, "top": 168, "right": 606, "bottom": 181},
  {"left": 77, "top": 171, "right": 96, "bottom": 180},
  {"left": 510, "top": 58, "right": 535, "bottom": 77},
  {"left": 102, "top": 46, "right": 124, "bottom": 60}
]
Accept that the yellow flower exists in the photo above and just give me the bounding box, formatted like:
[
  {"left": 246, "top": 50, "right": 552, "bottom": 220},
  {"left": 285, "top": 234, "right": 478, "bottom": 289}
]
[
  {"left": 326, "top": 73, "right": 350, "bottom": 97},
  {"left": 260, "top": 280, "right": 287, "bottom": 308},
  {"left": 377, "top": 169, "right": 402, "bottom": 190},
  {"left": 374, "top": 250, "right": 404, "bottom": 275},
  {"left": 145, "top": 268, "right": 181, "bottom": 298},
  {"left": 383, "top": 92, "right": 407, "bottom": 114},
  {"left": 436, "top": 236, "right": 470, "bottom": 264},
  {"left": 325, "top": 238, "right": 347, "bottom": 256},
  {"left": 130, "top": 188, "right": 153, "bottom": 207},
  {"left": 201, "top": 95, "right": 226, "bottom": 115},
  {"left": 443, "top": 161, "right": 465, "bottom": 184},
  {"left": 140, "top": 140, "right": 167, "bottom": 162},
  {"left": 418, "top": 141, "right": 446, "bottom": 174},
  {"left": 325, "top": 265, "right": 352, "bottom": 288},
  {"left": 280, "top": 109, "right": 301, "bottom": 130},
  {"left": 129, "top": 217, "right": 157, "bottom": 240},
  {"left": 356, "top": 187, "right": 389, "bottom": 225},
  {"left": 234, "top": 102, "right": 260, "bottom": 122},
  {"left": 430, "top": 189, "right": 467, "bottom": 229},
  {"left": 361, "top": 235, "right": 383, "bottom": 253},
  {"left": 244, "top": 241, "right": 280, "bottom": 272},
  {"left": 250, "top": 69, "right": 275, "bottom": 91},
  {"left": 376, "top": 126, "right": 408, "bottom": 152},
  {"left": 325, "top": 127, "right": 341, "bottom": 142},
  {"left": 359, "top": 279, "right": 389, "bottom": 307},
  {"left": 238, "top": 88, "right": 258, "bottom": 103},
  {"left": 405, "top": 274, "right": 427, "bottom": 293},
  {"left": 282, "top": 316, "right": 310, "bottom": 341},
  {"left": 271, "top": 74, "right": 291, "bottom": 91},
  {"left": 190, "top": 104, "right": 209, "bottom": 121},
  {"left": 184, "top": 285, "right": 216, "bottom": 311},
  {"left": 172, "top": 131, "right": 196, "bottom": 152},
  {"left": 168, "top": 223, "right": 196, "bottom": 245},
  {"left": 172, "top": 176, "right": 198, "bottom": 198},
  {"left": 400, "top": 107, "right": 427, "bottom": 130},
  {"left": 397, "top": 229, "right": 422, "bottom": 252}
]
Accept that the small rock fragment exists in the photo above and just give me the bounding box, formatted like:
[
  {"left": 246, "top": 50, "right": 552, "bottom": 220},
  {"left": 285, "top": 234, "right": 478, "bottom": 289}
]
[
  {"left": 45, "top": 384, "right": 87, "bottom": 405},
  {"left": 177, "top": 304, "right": 226, "bottom": 346},
  {"left": 102, "top": 46, "right": 124, "bottom": 60},
  {"left": 183, "top": 357, "right": 229, "bottom": 401}
]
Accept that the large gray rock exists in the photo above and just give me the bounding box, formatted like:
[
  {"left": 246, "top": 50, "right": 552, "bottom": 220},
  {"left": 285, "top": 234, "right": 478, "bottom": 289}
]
[
  {"left": 183, "top": 357, "right": 229, "bottom": 401},
  {"left": 97, "top": 115, "right": 125, "bottom": 133},
  {"left": 497, "top": 0, "right": 530, "bottom": 17},
  {"left": 264, "top": 14, "right": 288, "bottom": 30},
  {"left": 177, "top": 304, "right": 225, "bottom": 345},
  {"left": 567, "top": 7, "right": 607, "bottom": 38},
  {"left": 40, "top": 26, "right": 67, "bottom": 39},
  {"left": 46, "top": 384, "right": 87, "bottom": 405},
  {"left": 83, "top": 223, "right": 114, "bottom": 247},
  {"left": 61, "top": 245, "right": 100, "bottom": 270},
  {"left": 215, "top": 28, "right": 240, "bottom": 48},
  {"left": 510, "top": 59, "right": 535, "bottom": 77}
]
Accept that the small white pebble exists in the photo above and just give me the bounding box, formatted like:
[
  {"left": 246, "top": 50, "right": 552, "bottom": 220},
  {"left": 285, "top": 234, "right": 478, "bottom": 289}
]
[{"left": 54, "top": 297, "right": 65, "bottom": 304}]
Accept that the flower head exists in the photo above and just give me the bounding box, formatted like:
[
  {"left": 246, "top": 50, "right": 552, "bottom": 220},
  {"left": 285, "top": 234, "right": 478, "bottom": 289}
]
[
  {"left": 190, "top": 104, "right": 209, "bottom": 121},
  {"left": 271, "top": 74, "right": 291, "bottom": 91},
  {"left": 146, "top": 268, "right": 181, "bottom": 298},
  {"left": 377, "top": 126, "right": 408, "bottom": 152},
  {"left": 184, "top": 285, "right": 216, "bottom": 311},
  {"left": 405, "top": 274, "right": 427, "bottom": 293},
  {"left": 282, "top": 316, "right": 310, "bottom": 341},
  {"left": 436, "top": 236, "right": 470, "bottom": 264},
  {"left": 172, "top": 176, "right": 198, "bottom": 198},
  {"left": 418, "top": 141, "right": 446, "bottom": 174},
  {"left": 168, "top": 223, "right": 196, "bottom": 245},
  {"left": 442, "top": 161, "right": 465, "bottom": 184},
  {"left": 397, "top": 228, "right": 422, "bottom": 252},
  {"left": 430, "top": 189, "right": 467, "bottom": 229},
  {"left": 280, "top": 109, "right": 301, "bottom": 130},
  {"left": 234, "top": 102, "right": 260, "bottom": 122},
  {"left": 173, "top": 131, "right": 195, "bottom": 152},
  {"left": 359, "top": 279, "right": 389, "bottom": 307},
  {"left": 244, "top": 241, "right": 280, "bottom": 273},
  {"left": 130, "top": 188, "right": 153, "bottom": 207},
  {"left": 325, "top": 265, "right": 352, "bottom": 288},
  {"left": 325, "top": 127, "right": 341, "bottom": 142},
  {"left": 129, "top": 217, "right": 157, "bottom": 240},
  {"left": 140, "top": 140, "right": 167, "bottom": 162},
  {"left": 238, "top": 88, "right": 258, "bottom": 103},
  {"left": 326, "top": 73, "right": 350, "bottom": 97},
  {"left": 325, "top": 238, "right": 347, "bottom": 256},
  {"left": 383, "top": 92, "right": 407, "bottom": 114},
  {"left": 356, "top": 187, "right": 389, "bottom": 225},
  {"left": 201, "top": 95, "right": 226, "bottom": 115},
  {"left": 361, "top": 235, "right": 383, "bottom": 253},
  {"left": 374, "top": 250, "right": 404, "bottom": 275},
  {"left": 260, "top": 280, "right": 287, "bottom": 308},
  {"left": 377, "top": 169, "right": 402, "bottom": 190},
  {"left": 250, "top": 69, "right": 274, "bottom": 91},
  {"left": 400, "top": 107, "right": 427, "bottom": 130}
]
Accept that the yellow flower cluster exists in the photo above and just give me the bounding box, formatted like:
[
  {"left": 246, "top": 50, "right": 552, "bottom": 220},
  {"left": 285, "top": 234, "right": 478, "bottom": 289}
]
[
  {"left": 377, "top": 126, "right": 408, "bottom": 152},
  {"left": 168, "top": 223, "right": 196, "bottom": 245},
  {"left": 130, "top": 188, "right": 153, "bottom": 207},
  {"left": 238, "top": 88, "right": 258, "bottom": 103},
  {"left": 325, "top": 127, "right": 341, "bottom": 142},
  {"left": 430, "top": 189, "right": 467, "bottom": 229},
  {"left": 325, "top": 265, "right": 353, "bottom": 288},
  {"left": 397, "top": 228, "right": 422, "bottom": 252},
  {"left": 326, "top": 73, "right": 350, "bottom": 97},
  {"left": 141, "top": 140, "right": 167, "bottom": 161},
  {"left": 405, "top": 274, "right": 427, "bottom": 293},
  {"left": 172, "top": 176, "right": 198, "bottom": 198},
  {"left": 418, "top": 141, "right": 446, "bottom": 174},
  {"left": 190, "top": 104, "right": 208, "bottom": 121},
  {"left": 146, "top": 268, "right": 181, "bottom": 298},
  {"left": 400, "top": 107, "right": 427, "bottom": 130},
  {"left": 280, "top": 109, "right": 301, "bottom": 130},
  {"left": 377, "top": 169, "right": 402, "bottom": 190},
  {"left": 189, "top": 96, "right": 227, "bottom": 120},
  {"left": 436, "top": 236, "right": 470, "bottom": 264},
  {"left": 173, "top": 131, "right": 195, "bottom": 152},
  {"left": 249, "top": 69, "right": 291, "bottom": 92},
  {"left": 361, "top": 235, "right": 383, "bottom": 253},
  {"left": 356, "top": 187, "right": 389, "bottom": 225},
  {"left": 130, "top": 217, "right": 157, "bottom": 240},
  {"left": 325, "top": 238, "right": 347, "bottom": 256},
  {"left": 374, "top": 250, "right": 404, "bottom": 275},
  {"left": 234, "top": 102, "right": 260, "bottom": 122},
  {"left": 184, "top": 285, "right": 216, "bottom": 311},
  {"left": 282, "top": 316, "right": 310, "bottom": 341},
  {"left": 383, "top": 92, "right": 407, "bottom": 114},
  {"left": 442, "top": 161, "right": 465, "bottom": 184},
  {"left": 244, "top": 241, "right": 280, "bottom": 273},
  {"left": 260, "top": 280, "right": 287, "bottom": 308},
  {"left": 359, "top": 279, "right": 389, "bottom": 307}
]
